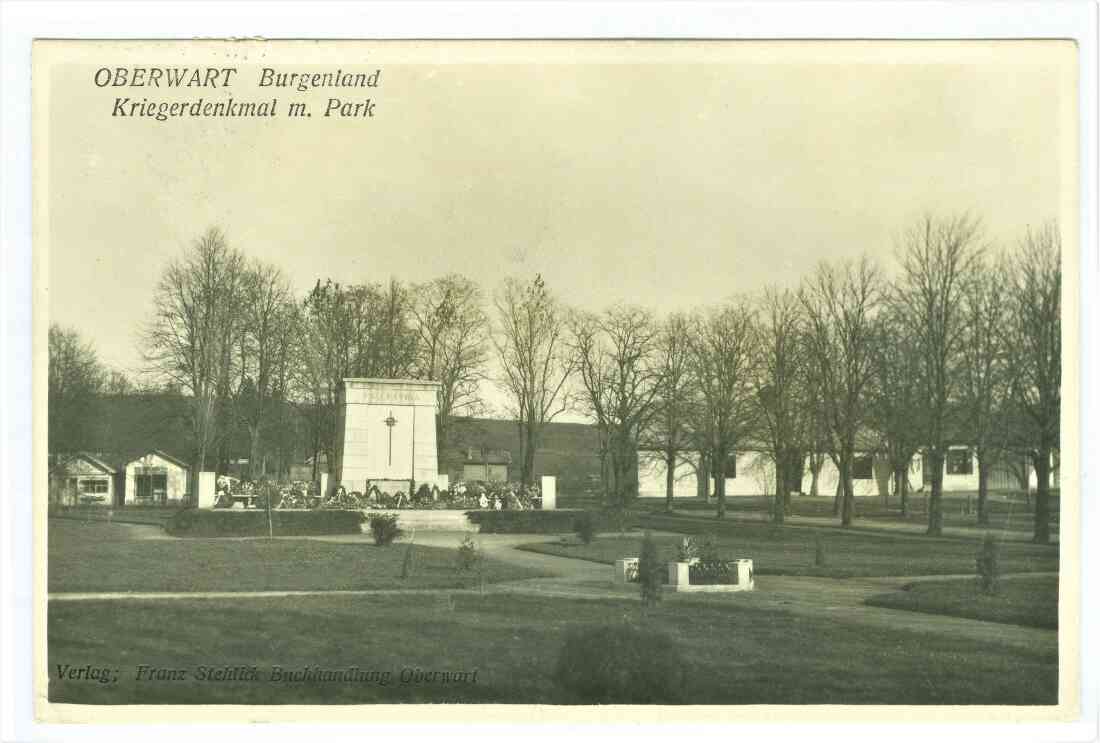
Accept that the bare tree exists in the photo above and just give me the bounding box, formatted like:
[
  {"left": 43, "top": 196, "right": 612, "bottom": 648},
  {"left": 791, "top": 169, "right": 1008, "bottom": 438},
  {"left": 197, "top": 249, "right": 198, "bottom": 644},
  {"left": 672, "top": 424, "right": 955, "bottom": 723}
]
[
  {"left": 867, "top": 308, "right": 925, "bottom": 517},
  {"left": 642, "top": 312, "right": 696, "bottom": 512},
  {"left": 571, "top": 305, "right": 662, "bottom": 510},
  {"left": 688, "top": 300, "right": 759, "bottom": 519},
  {"left": 48, "top": 324, "right": 106, "bottom": 453},
  {"left": 295, "top": 278, "right": 420, "bottom": 476},
  {"left": 893, "top": 213, "right": 984, "bottom": 536},
  {"left": 800, "top": 257, "right": 883, "bottom": 527},
  {"left": 143, "top": 227, "right": 247, "bottom": 496},
  {"left": 959, "top": 258, "right": 1012, "bottom": 526},
  {"left": 411, "top": 274, "right": 490, "bottom": 451},
  {"left": 753, "top": 287, "right": 807, "bottom": 524},
  {"left": 1003, "top": 222, "right": 1061, "bottom": 544},
  {"left": 492, "top": 275, "right": 575, "bottom": 486},
  {"left": 235, "top": 259, "right": 296, "bottom": 479}
]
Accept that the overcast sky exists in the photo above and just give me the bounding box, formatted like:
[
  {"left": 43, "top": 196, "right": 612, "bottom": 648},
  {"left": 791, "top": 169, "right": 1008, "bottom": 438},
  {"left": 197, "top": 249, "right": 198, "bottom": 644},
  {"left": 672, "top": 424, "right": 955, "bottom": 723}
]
[{"left": 44, "top": 40, "right": 1075, "bottom": 417}]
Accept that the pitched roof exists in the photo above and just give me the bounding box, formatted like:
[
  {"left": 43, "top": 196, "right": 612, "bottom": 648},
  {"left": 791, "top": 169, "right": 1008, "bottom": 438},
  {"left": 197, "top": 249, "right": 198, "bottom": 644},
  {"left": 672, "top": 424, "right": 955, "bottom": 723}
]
[{"left": 53, "top": 452, "right": 118, "bottom": 475}]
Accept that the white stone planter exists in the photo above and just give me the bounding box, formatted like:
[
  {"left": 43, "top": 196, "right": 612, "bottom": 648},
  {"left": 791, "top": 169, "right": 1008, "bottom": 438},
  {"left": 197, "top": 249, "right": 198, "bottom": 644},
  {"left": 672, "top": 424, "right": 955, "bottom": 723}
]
[{"left": 668, "top": 558, "right": 754, "bottom": 593}]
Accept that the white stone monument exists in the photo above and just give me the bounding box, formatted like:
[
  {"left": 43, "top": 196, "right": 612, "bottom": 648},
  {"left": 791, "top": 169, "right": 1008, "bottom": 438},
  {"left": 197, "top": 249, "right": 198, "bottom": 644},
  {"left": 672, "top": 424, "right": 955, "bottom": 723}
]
[
  {"left": 540, "top": 475, "right": 556, "bottom": 510},
  {"left": 197, "top": 471, "right": 217, "bottom": 508},
  {"left": 334, "top": 378, "right": 442, "bottom": 494}
]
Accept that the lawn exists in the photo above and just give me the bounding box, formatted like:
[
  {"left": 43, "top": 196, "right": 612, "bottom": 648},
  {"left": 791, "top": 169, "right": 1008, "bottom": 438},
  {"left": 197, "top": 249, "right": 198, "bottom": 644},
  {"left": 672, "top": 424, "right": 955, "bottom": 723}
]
[
  {"left": 865, "top": 575, "right": 1059, "bottom": 629},
  {"left": 48, "top": 592, "right": 1057, "bottom": 705},
  {"left": 48, "top": 519, "right": 547, "bottom": 593},
  {"left": 522, "top": 519, "right": 1059, "bottom": 578},
  {"left": 658, "top": 492, "right": 1059, "bottom": 533}
]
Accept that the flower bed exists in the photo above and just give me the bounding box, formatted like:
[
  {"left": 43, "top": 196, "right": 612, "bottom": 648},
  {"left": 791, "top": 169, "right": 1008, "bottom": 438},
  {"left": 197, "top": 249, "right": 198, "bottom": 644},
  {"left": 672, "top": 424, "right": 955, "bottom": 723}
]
[{"left": 213, "top": 479, "right": 544, "bottom": 512}]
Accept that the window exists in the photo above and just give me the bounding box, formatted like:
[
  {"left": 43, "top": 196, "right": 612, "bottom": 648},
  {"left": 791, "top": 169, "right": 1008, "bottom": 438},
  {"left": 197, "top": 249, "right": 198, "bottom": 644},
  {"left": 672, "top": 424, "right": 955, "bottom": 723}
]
[
  {"left": 946, "top": 449, "right": 973, "bottom": 475},
  {"left": 136, "top": 473, "right": 169, "bottom": 503},
  {"left": 722, "top": 453, "right": 738, "bottom": 479},
  {"left": 852, "top": 455, "right": 874, "bottom": 480},
  {"left": 81, "top": 478, "right": 108, "bottom": 494}
]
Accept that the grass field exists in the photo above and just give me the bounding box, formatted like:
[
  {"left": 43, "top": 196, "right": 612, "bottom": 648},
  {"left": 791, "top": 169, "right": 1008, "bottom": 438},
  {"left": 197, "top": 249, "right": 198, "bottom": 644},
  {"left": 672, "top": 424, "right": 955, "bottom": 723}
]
[
  {"left": 48, "top": 592, "right": 1057, "bottom": 705},
  {"left": 48, "top": 520, "right": 547, "bottom": 593},
  {"left": 521, "top": 520, "right": 1058, "bottom": 578},
  {"left": 643, "top": 492, "right": 1059, "bottom": 532},
  {"left": 865, "top": 575, "right": 1059, "bottom": 630}
]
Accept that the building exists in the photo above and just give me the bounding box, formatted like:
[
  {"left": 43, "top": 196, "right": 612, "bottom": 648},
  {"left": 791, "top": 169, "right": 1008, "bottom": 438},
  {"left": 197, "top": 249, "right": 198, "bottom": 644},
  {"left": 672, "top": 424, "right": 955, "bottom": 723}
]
[
  {"left": 120, "top": 449, "right": 190, "bottom": 506},
  {"left": 50, "top": 452, "right": 119, "bottom": 506},
  {"left": 638, "top": 443, "right": 1055, "bottom": 500},
  {"left": 453, "top": 447, "right": 512, "bottom": 482}
]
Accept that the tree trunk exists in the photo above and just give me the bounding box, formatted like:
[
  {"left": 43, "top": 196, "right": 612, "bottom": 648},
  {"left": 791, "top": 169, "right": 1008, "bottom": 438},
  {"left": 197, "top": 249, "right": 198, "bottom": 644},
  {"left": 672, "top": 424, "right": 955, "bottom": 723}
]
[
  {"left": 1033, "top": 446, "right": 1051, "bottom": 544},
  {"left": 976, "top": 454, "right": 991, "bottom": 527},
  {"left": 772, "top": 456, "right": 785, "bottom": 524},
  {"left": 248, "top": 425, "right": 262, "bottom": 480},
  {"left": 809, "top": 454, "right": 820, "bottom": 496},
  {"left": 839, "top": 455, "right": 854, "bottom": 527},
  {"left": 697, "top": 453, "right": 710, "bottom": 501},
  {"left": 832, "top": 473, "right": 842, "bottom": 516},
  {"left": 714, "top": 454, "right": 726, "bottom": 519},
  {"left": 926, "top": 448, "right": 944, "bottom": 536},
  {"left": 664, "top": 449, "right": 676, "bottom": 513},
  {"left": 894, "top": 466, "right": 909, "bottom": 517}
]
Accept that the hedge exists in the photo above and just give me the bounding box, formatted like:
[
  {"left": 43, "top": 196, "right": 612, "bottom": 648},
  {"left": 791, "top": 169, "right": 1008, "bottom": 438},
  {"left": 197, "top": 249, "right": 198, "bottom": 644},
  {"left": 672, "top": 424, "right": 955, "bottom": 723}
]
[
  {"left": 466, "top": 509, "right": 624, "bottom": 534},
  {"left": 166, "top": 509, "right": 365, "bottom": 537}
]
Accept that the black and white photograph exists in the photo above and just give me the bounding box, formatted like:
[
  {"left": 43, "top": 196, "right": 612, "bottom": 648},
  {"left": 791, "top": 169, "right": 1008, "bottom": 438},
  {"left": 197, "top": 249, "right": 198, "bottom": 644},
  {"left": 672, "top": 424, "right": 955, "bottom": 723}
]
[{"left": 16, "top": 30, "right": 1089, "bottom": 728}]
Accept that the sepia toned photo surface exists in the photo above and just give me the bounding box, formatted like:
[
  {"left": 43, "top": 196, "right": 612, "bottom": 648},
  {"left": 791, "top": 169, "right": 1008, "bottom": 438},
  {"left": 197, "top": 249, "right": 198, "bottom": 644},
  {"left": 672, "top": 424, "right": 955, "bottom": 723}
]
[{"left": 33, "top": 39, "right": 1080, "bottom": 723}]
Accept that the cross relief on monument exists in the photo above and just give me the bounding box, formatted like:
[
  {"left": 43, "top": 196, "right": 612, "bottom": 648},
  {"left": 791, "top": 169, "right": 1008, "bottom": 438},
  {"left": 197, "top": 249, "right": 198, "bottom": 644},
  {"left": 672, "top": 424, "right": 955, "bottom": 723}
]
[{"left": 384, "top": 410, "right": 397, "bottom": 466}]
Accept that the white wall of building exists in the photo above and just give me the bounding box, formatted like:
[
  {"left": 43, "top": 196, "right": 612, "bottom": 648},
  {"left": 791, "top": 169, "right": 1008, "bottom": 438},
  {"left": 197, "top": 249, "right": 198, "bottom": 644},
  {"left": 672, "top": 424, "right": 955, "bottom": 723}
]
[{"left": 124, "top": 451, "right": 189, "bottom": 505}]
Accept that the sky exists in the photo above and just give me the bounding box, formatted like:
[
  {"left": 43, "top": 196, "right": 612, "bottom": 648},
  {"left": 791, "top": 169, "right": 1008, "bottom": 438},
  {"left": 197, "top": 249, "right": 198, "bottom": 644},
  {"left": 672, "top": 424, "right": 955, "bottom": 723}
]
[{"left": 42, "top": 40, "right": 1076, "bottom": 418}]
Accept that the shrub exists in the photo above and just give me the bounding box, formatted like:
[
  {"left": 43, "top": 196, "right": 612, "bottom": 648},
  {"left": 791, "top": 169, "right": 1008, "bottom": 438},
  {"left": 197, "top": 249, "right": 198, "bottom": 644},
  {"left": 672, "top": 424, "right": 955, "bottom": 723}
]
[
  {"left": 574, "top": 512, "right": 596, "bottom": 544},
  {"left": 165, "top": 509, "right": 363, "bottom": 537},
  {"left": 638, "top": 531, "right": 662, "bottom": 606},
  {"left": 676, "top": 536, "right": 698, "bottom": 562},
  {"left": 554, "top": 622, "right": 685, "bottom": 703},
  {"left": 976, "top": 533, "right": 1000, "bottom": 594},
  {"left": 456, "top": 534, "right": 481, "bottom": 572},
  {"left": 367, "top": 513, "right": 403, "bottom": 546}
]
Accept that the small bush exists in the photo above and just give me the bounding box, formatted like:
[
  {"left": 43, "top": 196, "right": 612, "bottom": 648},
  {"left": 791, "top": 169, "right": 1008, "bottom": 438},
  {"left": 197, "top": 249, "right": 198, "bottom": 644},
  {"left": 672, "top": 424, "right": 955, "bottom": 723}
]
[
  {"left": 554, "top": 623, "right": 685, "bottom": 703},
  {"left": 976, "top": 533, "right": 1000, "bottom": 594},
  {"left": 367, "top": 513, "right": 403, "bottom": 546},
  {"left": 456, "top": 534, "right": 482, "bottom": 572},
  {"left": 676, "top": 536, "right": 698, "bottom": 562},
  {"left": 638, "top": 531, "right": 662, "bottom": 605},
  {"left": 574, "top": 512, "right": 596, "bottom": 544}
]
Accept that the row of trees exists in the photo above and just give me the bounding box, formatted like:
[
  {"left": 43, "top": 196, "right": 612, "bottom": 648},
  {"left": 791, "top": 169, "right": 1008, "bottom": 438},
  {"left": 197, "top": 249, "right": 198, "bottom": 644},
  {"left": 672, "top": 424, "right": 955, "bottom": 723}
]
[
  {"left": 554, "top": 214, "right": 1061, "bottom": 543},
  {"left": 50, "top": 214, "right": 1061, "bottom": 543}
]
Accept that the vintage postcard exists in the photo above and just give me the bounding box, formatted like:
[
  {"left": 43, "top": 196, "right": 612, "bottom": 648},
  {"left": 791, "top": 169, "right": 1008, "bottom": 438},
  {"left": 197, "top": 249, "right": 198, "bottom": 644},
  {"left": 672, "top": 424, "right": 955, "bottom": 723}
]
[{"left": 32, "top": 38, "right": 1081, "bottom": 725}]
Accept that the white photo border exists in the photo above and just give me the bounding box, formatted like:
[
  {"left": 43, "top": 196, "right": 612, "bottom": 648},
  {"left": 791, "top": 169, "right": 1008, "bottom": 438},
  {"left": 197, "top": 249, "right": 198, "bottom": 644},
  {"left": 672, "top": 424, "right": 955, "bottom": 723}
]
[{"left": 2, "top": 2, "right": 1096, "bottom": 742}]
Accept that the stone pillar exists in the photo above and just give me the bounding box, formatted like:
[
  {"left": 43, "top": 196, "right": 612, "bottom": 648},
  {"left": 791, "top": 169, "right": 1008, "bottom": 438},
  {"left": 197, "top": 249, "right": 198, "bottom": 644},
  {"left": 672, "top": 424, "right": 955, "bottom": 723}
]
[
  {"left": 436, "top": 474, "right": 449, "bottom": 491},
  {"left": 734, "top": 559, "right": 755, "bottom": 590},
  {"left": 668, "top": 561, "right": 690, "bottom": 587},
  {"left": 319, "top": 472, "right": 330, "bottom": 498},
  {"left": 197, "top": 471, "right": 217, "bottom": 509},
  {"left": 540, "top": 475, "right": 556, "bottom": 510}
]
